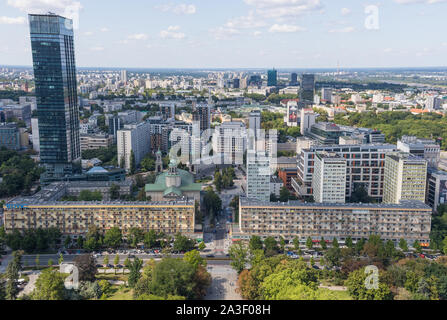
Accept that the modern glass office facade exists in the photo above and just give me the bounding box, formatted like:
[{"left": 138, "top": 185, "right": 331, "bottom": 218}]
[
  {"left": 267, "top": 69, "right": 277, "bottom": 87},
  {"left": 299, "top": 74, "right": 315, "bottom": 106},
  {"left": 29, "top": 14, "right": 81, "bottom": 177}
]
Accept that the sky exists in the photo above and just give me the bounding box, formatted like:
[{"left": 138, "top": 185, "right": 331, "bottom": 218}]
[{"left": 0, "top": 0, "right": 447, "bottom": 69}]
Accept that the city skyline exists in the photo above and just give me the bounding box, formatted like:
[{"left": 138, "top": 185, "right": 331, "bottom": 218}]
[{"left": 0, "top": 0, "right": 447, "bottom": 69}]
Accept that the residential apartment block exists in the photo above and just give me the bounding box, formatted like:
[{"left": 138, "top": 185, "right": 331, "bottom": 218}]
[
  {"left": 295, "top": 144, "right": 397, "bottom": 201},
  {"left": 312, "top": 152, "right": 347, "bottom": 203},
  {"left": 237, "top": 198, "right": 431, "bottom": 246}
]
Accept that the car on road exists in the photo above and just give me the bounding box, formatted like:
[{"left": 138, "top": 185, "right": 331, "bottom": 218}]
[{"left": 206, "top": 254, "right": 215, "bottom": 258}]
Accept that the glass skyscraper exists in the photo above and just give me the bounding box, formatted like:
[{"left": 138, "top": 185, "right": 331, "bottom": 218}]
[
  {"left": 29, "top": 14, "right": 81, "bottom": 178},
  {"left": 267, "top": 69, "right": 277, "bottom": 87},
  {"left": 299, "top": 73, "right": 315, "bottom": 107}
]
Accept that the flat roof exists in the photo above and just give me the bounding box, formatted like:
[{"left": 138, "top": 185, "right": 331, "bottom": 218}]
[{"left": 240, "top": 197, "right": 431, "bottom": 210}]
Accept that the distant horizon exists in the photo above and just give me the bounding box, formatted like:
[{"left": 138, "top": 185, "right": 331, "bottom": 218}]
[{"left": 3, "top": 64, "right": 447, "bottom": 73}]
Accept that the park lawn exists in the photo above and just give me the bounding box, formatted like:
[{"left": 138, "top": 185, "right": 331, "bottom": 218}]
[
  {"left": 319, "top": 289, "right": 352, "bottom": 300},
  {"left": 106, "top": 286, "right": 134, "bottom": 300}
]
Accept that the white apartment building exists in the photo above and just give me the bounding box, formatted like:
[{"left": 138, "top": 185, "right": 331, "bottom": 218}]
[
  {"left": 212, "top": 121, "right": 246, "bottom": 165},
  {"left": 246, "top": 152, "right": 271, "bottom": 202},
  {"left": 117, "top": 122, "right": 151, "bottom": 171},
  {"left": 383, "top": 152, "right": 428, "bottom": 204},
  {"left": 312, "top": 152, "right": 347, "bottom": 203},
  {"left": 300, "top": 108, "right": 316, "bottom": 136}
]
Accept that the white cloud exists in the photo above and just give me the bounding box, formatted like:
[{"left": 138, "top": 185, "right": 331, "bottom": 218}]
[
  {"left": 393, "top": 0, "right": 447, "bottom": 4},
  {"left": 224, "top": 11, "right": 266, "bottom": 29},
  {"left": 0, "top": 16, "right": 26, "bottom": 24},
  {"left": 100, "top": 27, "right": 109, "bottom": 32},
  {"left": 209, "top": 26, "right": 241, "bottom": 40},
  {"left": 244, "top": 0, "right": 323, "bottom": 19},
  {"left": 341, "top": 7, "right": 351, "bottom": 15},
  {"left": 269, "top": 23, "right": 306, "bottom": 33},
  {"left": 7, "top": 0, "right": 82, "bottom": 14},
  {"left": 157, "top": 3, "right": 196, "bottom": 15},
  {"left": 83, "top": 31, "right": 93, "bottom": 36},
  {"left": 128, "top": 33, "right": 148, "bottom": 40},
  {"left": 328, "top": 26, "right": 355, "bottom": 33},
  {"left": 160, "top": 26, "right": 186, "bottom": 39},
  {"left": 253, "top": 31, "right": 262, "bottom": 37}
]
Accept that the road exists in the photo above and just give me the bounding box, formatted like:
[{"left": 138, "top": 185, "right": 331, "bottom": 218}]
[
  {"left": 204, "top": 166, "right": 244, "bottom": 256},
  {"left": 15, "top": 253, "right": 232, "bottom": 268},
  {"left": 204, "top": 264, "right": 241, "bottom": 300}
]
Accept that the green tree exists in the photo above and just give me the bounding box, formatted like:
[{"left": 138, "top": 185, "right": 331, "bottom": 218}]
[
  {"left": 332, "top": 238, "right": 339, "bottom": 249},
  {"left": 31, "top": 268, "right": 65, "bottom": 300},
  {"left": 58, "top": 253, "right": 64, "bottom": 265},
  {"left": 306, "top": 237, "right": 313, "bottom": 250},
  {"left": 109, "top": 184, "right": 120, "bottom": 200},
  {"left": 128, "top": 227, "right": 144, "bottom": 248},
  {"left": 144, "top": 230, "right": 158, "bottom": 249},
  {"left": 114, "top": 254, "right": 120, "bottom": 275},
  {"left": 183, "top": 250, "right": 207, "bottom": 270},
  {"left": 264, "top": 237, "right": 279, "bottom": 256},
  {"left": 320, "top": 238, "right": 327, "bottom": 250},
  {"left": 48, "top": 259, "right": 54, "bottom": 267},
  {"left": 104, "top": 227, "right": 122, "bottom": 249},
  {"left": 103, "top": 255, "right": 109, "bottom": 266},
  {"left": 129, "top": 150, "right": 136, "bottom": 174},
  {"left": 346, "top": 268, "right": 393, "bottom": 300},
  {"left": 128, "top": 258, "right": 144, "bottom": 288},
  {"left": 229, "top": 241, "right": 249, "bottom": 274},
  {"left": 279, "top": 187, "right": 290, "bottom": 202},
  {"left": 249, "top": 236, "right": 263, "bottom": 252},
  {"left": 345, "top": 236, "right": 353, "bottom": 249},
  {"left": 5, "top": 251, "right": 22, "bottom": 300},
  {"left": 173, "top": 233, "right": 195, "bottom": 252},
  {"left": 35, "top": 255, "right": 40, "bottom": 267},
  {"left": 198, "top": 242, "right": 206, "bottom": 252},
  {"left": 293, "top": 237, "right": 300, "bottom": 253}
]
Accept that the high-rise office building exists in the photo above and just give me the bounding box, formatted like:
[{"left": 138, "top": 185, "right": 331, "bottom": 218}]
[
  {"left": 192, "top": 104, "right": 211, "bottom": 132},
  {"left": 246, "top": 152, "right": 271, "bottom": 202},
  {"left": 290, "top": 73, "right": 298, "bottom": 86},
  {"left": 312, "top": 152, "right": 347, "bottom": 203},
  {"left": 248, "top": 110, "right": 264, "bottom": 152},
  {"left": 120, "top": 70, "right": 128, "bottom": 84},
  {"left": 383, "top": 152, "right": 427, "bottom": 204},
  {"left": 29, "top": 14, "right": 81, "bottom": 177},
  {"left": 299, "top": 74, "right": 315, "bottom": 107},
  {"left": 321, "top": 88, "right": 333, "bottom": 103},
  {"left": 267, "top": 69, "right": 278, "bottom": 87}
]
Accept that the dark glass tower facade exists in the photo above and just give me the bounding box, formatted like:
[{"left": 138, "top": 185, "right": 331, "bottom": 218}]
[
  {"left": 267, "top": 69, "right": 277, "bottom": 87},
  {"left": 299, "top": 74, "right": 315, "bottom": 107},
  {"left": 29, "top": 14, "right": 80, "bottom": 177}
]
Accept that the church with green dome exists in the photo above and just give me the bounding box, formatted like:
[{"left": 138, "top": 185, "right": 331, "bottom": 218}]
[{"left": 145, "top": 159, "right": 202, "bottom": 202}]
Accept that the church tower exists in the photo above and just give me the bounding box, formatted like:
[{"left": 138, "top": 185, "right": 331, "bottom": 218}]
[{"left": 155, "top": 149, "right": 163, "bottom": 173}]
